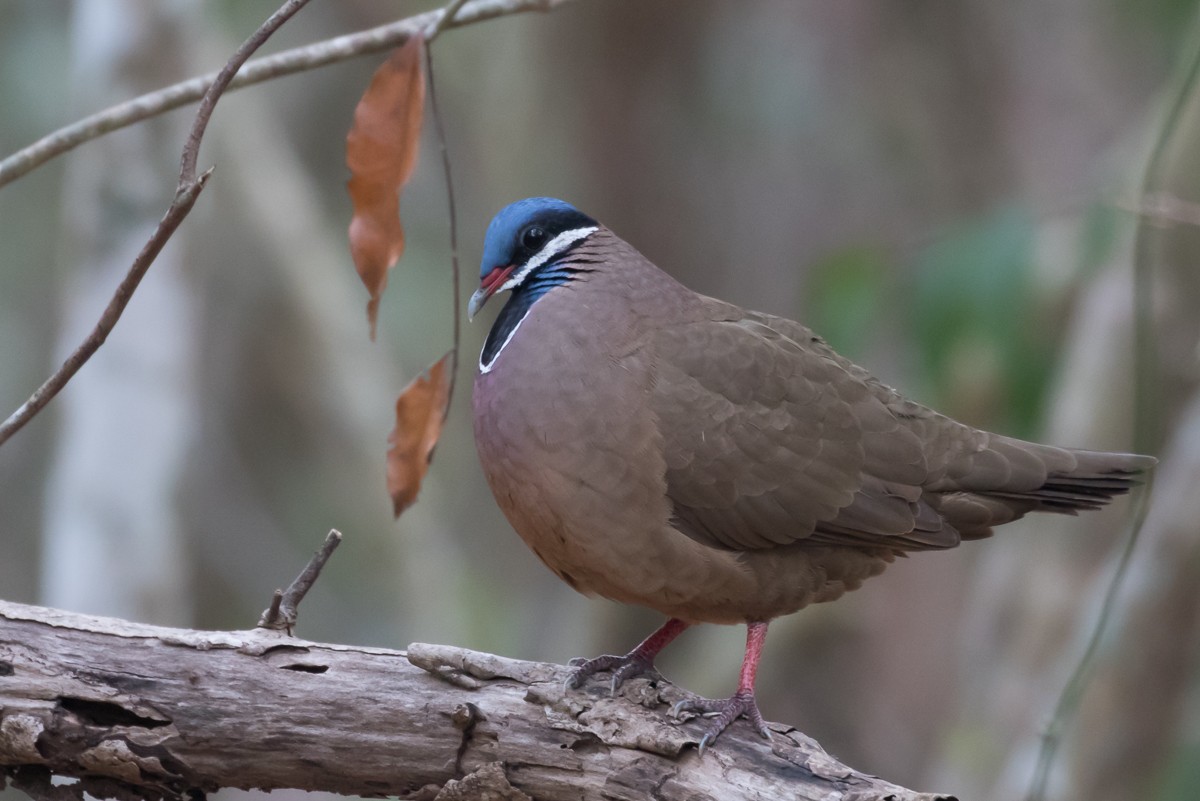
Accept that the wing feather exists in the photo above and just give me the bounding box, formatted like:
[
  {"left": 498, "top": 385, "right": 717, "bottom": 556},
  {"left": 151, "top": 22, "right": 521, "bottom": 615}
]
[
  {"left": 639, "top": 303, "right": 1151, "bottom": 553},
  {"left": 645, "top": 308, "right": 947, "bottom": 552}
]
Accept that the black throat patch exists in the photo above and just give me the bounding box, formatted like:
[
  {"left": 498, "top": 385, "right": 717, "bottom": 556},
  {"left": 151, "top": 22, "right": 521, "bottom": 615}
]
[
  {"left": 480, "top": 289, "right": 540, "bottom": 370},
  {"left": 479, "top": 258, "right": 596, "bottom": 371}
]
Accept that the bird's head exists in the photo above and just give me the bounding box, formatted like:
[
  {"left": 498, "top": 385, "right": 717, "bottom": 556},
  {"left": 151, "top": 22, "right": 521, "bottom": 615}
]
[{"left": 468, "top": 197, "right": 599, "bottom": 320}]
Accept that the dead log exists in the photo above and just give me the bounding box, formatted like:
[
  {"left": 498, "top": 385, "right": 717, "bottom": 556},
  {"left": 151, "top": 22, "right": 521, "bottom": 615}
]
[{"left": 0, "top": 599, "right": 952, "bottom": 801}]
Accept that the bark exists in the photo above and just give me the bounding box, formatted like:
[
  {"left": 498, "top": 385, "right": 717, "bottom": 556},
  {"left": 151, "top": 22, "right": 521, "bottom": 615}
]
[{"left": 0, "top": 600, "right": 952, "bottom": 801}]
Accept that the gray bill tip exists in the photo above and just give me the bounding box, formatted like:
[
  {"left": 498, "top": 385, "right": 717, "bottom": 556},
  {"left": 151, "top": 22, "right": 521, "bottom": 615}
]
[{"left": 467, "top": 287, "right": 490, "bottom": 321}]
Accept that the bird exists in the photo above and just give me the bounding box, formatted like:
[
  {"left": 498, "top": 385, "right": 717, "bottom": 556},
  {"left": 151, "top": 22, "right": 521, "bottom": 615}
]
[{"left": 468, "top": 196, "right": 1155, "bottom": 752}]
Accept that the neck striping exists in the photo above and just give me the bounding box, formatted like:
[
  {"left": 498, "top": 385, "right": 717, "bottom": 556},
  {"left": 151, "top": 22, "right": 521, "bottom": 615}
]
[
  {"left": 499, "top": 226, "right": 598, "bottom": 294},
  {"left": 479, "top": 226, "right": 599, "bottom": 374}
]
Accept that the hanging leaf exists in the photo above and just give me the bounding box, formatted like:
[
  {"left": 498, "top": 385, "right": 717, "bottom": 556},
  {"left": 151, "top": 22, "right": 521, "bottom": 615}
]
[
  {"left": 346, "top": 35, "right": 426, "bottom": 340},
  {"left": 387, "top": 351, "right": 452, "bottom": 517}
]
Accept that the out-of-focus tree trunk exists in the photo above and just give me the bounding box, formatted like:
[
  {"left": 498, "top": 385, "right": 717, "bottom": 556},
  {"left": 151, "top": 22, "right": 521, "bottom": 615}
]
[
  {"left": 931, "top": 259, "right": 1146, "bottom": 800},
  {"left": 175, "top": 17, "right": 455, "bottom": 644},
  {"left": 40, "top": 0, "right": 198, "bottom": 624},
  {"left": 1061, "top": 34, "right": 1200, "bottom": 800},
  {"left": 932, "top": 55, "right": 1200, "bottom": 795},
  {"left": 1067, "top": 391, "right": 1200, "bottom": 801}
]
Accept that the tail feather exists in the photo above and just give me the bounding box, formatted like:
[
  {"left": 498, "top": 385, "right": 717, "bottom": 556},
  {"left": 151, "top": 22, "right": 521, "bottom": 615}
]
[{"left": 935, "top": 442, "right": 1155, "bottom": 537}]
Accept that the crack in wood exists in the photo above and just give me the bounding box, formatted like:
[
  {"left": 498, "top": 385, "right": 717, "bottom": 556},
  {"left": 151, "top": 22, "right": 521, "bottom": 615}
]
[
  {"left": 8, "top": 765, "right": 86, "bottom": 801},
  {"left": 8, "top": 759, "right": 189, "bottom": 801},
  {"left": 119, "top": 738, "right": 196, "bottom": 785},
  {"left": 261, "top": 644, "right": 331, "bottom": 674},
  {"left": 279, "top": 663, "right": 328, "bottom": 674},
  {"left": 449, "top": 702, "right": 482, "bottom": 778},
  {"left": 76, "top": 671, "right": 163, "bottom": 696},
  {"left": 57, "top": 698, "right": 171, "bottom": 730},
  {"left": 259, "top": 644, "right": 311, "bottom": 658}
]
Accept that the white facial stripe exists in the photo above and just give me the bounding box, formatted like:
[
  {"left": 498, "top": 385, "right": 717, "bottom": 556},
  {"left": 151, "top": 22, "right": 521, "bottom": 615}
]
[
  {"left": 498, "top": 226, "right": 598, "bottom": 294},
  {"left": 479, "top": 313, "right": 527, "bottom": 374}
]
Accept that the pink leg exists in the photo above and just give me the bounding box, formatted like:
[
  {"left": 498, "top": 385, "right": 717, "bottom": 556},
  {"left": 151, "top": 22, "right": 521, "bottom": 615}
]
[
  {"left": 672, "top": 621, "right": 771, "bottom": 752},
  {"left": 567, "top": 617, "right": 689, "bottom": 693}
]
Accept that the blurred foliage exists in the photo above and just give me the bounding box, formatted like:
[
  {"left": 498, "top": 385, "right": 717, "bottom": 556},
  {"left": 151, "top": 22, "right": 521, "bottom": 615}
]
[
  {"left": 804, "top": 245, "right": 889, "bottom": 360},
  {"left": 1157, "top": 739, "right": 1200, "bottom": 801},
  {"left": 1115, "top": 0, "right": 1200, "bottom": 50},
  {"left": 1078, "top": 201, "right": 1123, "bottom": 277},
  {"left": 808, "top": 207, "right": 1057, "bottom": 438},
  {"left": 910, "top": 207, "right": 1050, "bottom": 437}
]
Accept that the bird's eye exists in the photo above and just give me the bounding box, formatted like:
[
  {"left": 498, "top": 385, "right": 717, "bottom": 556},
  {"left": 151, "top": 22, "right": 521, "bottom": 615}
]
[{"left": 521, "top": 226, "right": 547, "bottom": 250}]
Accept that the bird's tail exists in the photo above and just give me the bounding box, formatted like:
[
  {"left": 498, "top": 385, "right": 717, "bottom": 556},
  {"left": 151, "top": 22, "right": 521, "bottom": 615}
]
[{"left": 933, "top": 439, "right": 1155, "bottom": 539}]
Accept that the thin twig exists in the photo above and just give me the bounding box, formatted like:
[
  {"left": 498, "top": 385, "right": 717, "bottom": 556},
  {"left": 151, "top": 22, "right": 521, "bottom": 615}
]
[
  {"left": 258, "top": 530, "right": 344, "bottom": 633},
  {"left": 424, "top": 34, "right": 463, "bottom": 421},
  {"left": 0, "top": 174, "right": 206, "bottom": 448},
  {"left": 263, "top": 590, "right": 285, "bottom": 626},
  {"left": 0, "top": 0, "right": 581, "bottom": 190},
  {"left": 425, "top": 0, "right": 473, "bottom": 41},
  {"left": 0, "top": 0, "right": 312, "bottom": 449},
  {"left": 181, "top": 0, "right": 311, "bottom": 182}
]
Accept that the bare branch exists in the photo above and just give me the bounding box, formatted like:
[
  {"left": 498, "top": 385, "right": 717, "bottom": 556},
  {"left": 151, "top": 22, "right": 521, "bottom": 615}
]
[
  {"left": 425, "top": 30, "right": 464, "bottom": 430},
  {"left": 261, "top": 590, "right": 285, "bottom": 630},
  {"left": 0, "top": 599, "right": 952, "bottom": 801},
  {"left": 425, "top": 0, "right": 474, "bottom": 41},
  {"left": 258, "top": 530, "right": 344, "bottom": 633},
  {"left": 180, "top": 0, "right": 311, "bottom": 183},
  {"left": 0, "top": 172, "right": 210, "bottom": 448},
  {"left": 0, "top": 0, "right": 582, "bottom": 190},
  {"left": 0, "top": 0, "right": 310, "bottom": 449}
]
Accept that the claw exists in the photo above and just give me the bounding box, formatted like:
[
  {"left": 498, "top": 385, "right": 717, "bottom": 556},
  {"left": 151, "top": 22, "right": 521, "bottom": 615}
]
[
  {"left": 573, "top": 620, "right": 770, "bottom": 755},
  {"left": 610, "top": 658, "right": 656, "bottom": 693},
  {"left": 565, "top": 619, "right": 688, "bottom": 697},
  {"left": 673, "top": 689, "right": 769, "bottom": 751},
  {"left": 566, "top": 652, "right": 657, "bottom": 693}
]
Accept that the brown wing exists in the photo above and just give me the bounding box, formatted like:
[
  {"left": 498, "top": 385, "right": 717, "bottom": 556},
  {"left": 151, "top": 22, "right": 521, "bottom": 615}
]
[{"left": 642, "top": 306, "right": 964, "bottom": 552}]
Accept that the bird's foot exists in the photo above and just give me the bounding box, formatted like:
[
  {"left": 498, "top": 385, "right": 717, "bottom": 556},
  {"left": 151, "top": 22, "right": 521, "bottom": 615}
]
[
  {"left": 566, "top": 652, "right": 658, "bottom": 694},
  {"left": 671, "top": 689, "right": 771, "bottom": 754},
  {"left": 565, "top": 619, "right": 687, "bottom": 694}
]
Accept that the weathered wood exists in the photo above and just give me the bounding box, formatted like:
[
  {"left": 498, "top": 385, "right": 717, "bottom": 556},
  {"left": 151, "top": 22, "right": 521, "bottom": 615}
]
[{"left": 0, "top": 600, "right": 953, "bottom": 801}]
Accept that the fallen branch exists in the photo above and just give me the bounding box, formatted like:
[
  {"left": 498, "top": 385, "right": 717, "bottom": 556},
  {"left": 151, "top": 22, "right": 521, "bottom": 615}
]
[{"left": 0, "top": 599, "right": 953, "bottom": 801}]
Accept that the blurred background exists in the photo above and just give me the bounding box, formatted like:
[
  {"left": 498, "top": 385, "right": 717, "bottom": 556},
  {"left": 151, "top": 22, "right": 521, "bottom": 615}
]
[{"left": 1, "top": 1, "right": 1198, "bottom": 800}]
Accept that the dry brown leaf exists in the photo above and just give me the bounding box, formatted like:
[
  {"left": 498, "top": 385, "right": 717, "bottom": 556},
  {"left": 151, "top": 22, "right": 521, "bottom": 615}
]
[
  {"left": 387, "top": 351, "right": 452, "bottom": 518},
  {"left": 346, "top": 35, "right": 426, "bottom": 340}
]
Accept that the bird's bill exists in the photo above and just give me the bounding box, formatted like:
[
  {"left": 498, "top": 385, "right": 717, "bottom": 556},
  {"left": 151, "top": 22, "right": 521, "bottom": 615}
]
[{"left": 468, "top": 264, "right": 516, "bottom": 320}]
